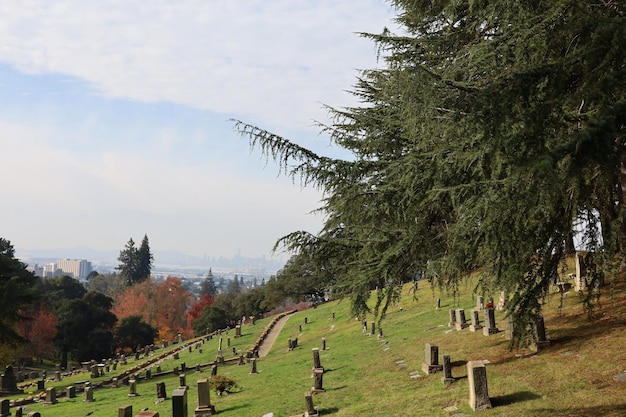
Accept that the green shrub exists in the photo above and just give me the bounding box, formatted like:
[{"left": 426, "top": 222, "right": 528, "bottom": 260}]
[{"left": 210, "top": 374, "right": 238, "bottom": 395}]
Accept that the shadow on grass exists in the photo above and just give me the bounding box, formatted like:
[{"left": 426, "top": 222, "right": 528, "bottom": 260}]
[
  {"left": 533, "top": 403, "right": 626, "bottom": 416},
  {"left": 450, "top": 360, "right": 467, "bottom": 367},
  {"left": 491, "top": 391, "right": 541, "bottom": 407},
  {"left": 327, "top": 385, "right": 348, "bottom": 391},
  {"left": 324, "top": 366, "right": 346, "bottom": 373},
  {"left": 216, "top": 402, "right": 252, "bottom": 413},
  {"left": 318, "top": 406, "right": 340, "bottom": 415}
]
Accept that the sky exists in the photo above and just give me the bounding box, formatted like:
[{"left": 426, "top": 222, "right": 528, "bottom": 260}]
[{"left": 0, "top": 1, "right": 399, "bottom": 260}]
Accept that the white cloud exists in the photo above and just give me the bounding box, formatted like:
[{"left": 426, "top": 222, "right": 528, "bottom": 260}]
[{"left": 0, "top": 0, "right": 395, "bottom": 131}]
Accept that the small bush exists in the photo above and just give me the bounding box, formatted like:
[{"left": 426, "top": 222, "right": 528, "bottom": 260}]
[{"left": 210, "top": 374, "right": 238, "bottom": 395}]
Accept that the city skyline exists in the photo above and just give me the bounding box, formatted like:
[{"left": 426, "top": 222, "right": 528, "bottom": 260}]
[{"left": 0, "top": 1, "right": 399, "bottom": 259}]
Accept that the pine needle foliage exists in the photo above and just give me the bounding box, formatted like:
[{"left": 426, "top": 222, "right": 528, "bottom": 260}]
[{"left": 235, "top": 0, "right": 626, "bottom": 343}]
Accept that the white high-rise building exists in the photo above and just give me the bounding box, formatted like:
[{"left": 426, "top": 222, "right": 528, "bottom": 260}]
[{"left": 56, "top": 259, "right": 92, "bottom": 280}]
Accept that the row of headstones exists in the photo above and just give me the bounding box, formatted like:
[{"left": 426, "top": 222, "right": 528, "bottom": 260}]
[
  {"left": 448, "top": 307, "right": 499, "bottom": 336},
  {"left": 421, "top": 343, "right": 492, "bottom": 411}
]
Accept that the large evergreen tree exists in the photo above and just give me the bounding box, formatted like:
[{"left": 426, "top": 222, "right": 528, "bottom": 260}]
[
  {"left": 117, "top": 235, "right": 153, "bottom": 285},
  {"left": 236, "top": 0, "right": 626, "bottom": 343}
]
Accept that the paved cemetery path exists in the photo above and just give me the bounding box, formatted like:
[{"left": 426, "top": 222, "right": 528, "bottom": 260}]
[{"left": 257, "top": 313, "right": 293, "bottom": 357}]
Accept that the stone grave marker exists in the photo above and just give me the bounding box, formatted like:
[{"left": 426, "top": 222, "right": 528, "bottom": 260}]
[
  {"left": 83, "top": 386, "right": 94, "bottom": 402},
  {"left": 26, "top": 412, "right": 41, "bottom": 417},
  {"left": 118, "top": 405, "right": 133, "bottom": 417},
  {"left": 421, "top": 343, "right": 443, "bottom": 374},
  {"left": 128, "top": 379, "right": 139, "bottom": 397},
  {"left": 235, "top": 325, "right": 241, "bottom": 338},
  {"left": 505, "top": 315, "right": 514, "bottom": 340},
  {"left": 66, "top": 385, "right": 76, "bottom": 398},
  {"left": 312, "top": 368, "right": 325, "bottom": 393},
  {"left": 496, "top": 291, "right": 507, "bottom": 310},
  {"left": 0, "top": 399, "right": 10, "bottom": 417},
  {"left": 179, "top": 374, "right": 187, "bottom": 388},
  {"left": 476, "top": 296, "right": 484, "bottom": 310},
  {"left": 467, "top": 361, "right": 492, "bottom": 411},
  {"left": 531, "top": 315, "right": 551, "bottom": 351},
  {"left": 448, "top": 309, "right": 457, "bottom": 327},
  {"left": 172, "top": 386, "right": 188, "bottom": 417},
  {"left": 194, "top": 377, "right": 216, "bottom": 416},
  {"left": 455, "top": 309, "right": 469, "bottom": 331},
  {"left": 370, "top": 322, "right": 376, "bottom": 336},
  {"left": 156, "top": 382, "right": 167, "bottom": 400},
  {"left": 250, "top": 358, "right": 258, "bottom": 374},
  {"left": 322, "top": 337, "right": 327, "bottom": 351},
  {"left": 312, "top": 348, "right": 324, "bottom": 372},
  {"left": 304, "top": 391, "right": 319, "bottom": 417},
  {"left": 469, "top": 310, "right": 483, "bottom": 332},
  {"left": 441, "top": 354, "right": 455, "bottom": 385},
  {"left": 14, "top": 405, "right": 22, "bottom": 417},
  {"left": 482, "top": 308, "right": 499, "bottom": 336},
  {"left": 211, "top": 364, "right": 218, "bottom": 377},
  {"left": 44, "top": 386, "right": 57, "bottom": 404},
  {"left": 0, "top": 365, "right": 22, "bottom": 394}
]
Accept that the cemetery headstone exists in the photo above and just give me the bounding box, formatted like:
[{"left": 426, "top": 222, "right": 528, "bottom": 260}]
[
  {"left": 156, "top": 382, "right": 167, "bottom": 400},
  {"left": 448, "top": 309, "right": 457, "bottom": 327},
  {"left": 455, "top": 309, "right": 469, "bottom": 331},
  {"left": 304, "top": 391, "right": 319, "bottom": 417},
  {"left": 421, "top": 343, "right": 443, "bottom": 374},
  {"left": 172, "top": 386, "right": 188, "bottom": 417},
  {"left": 312, "top": 348, "right": 323, "bottom": 372},
  {"left": 436, "top": 298, "right": 441, "bottom": 309},
  {"left": 531, "top": 315, "right": 551, "bottom": 351},
  {"left": 135, "top": 411, "right": 159, "bottom": 417},
  {"left": 476, "top": 296, "right": 484, "bottom": 310},
  {"left": 0, "top": 365, "right": 22, "bottom": 394},
  {"left": 211, "top": 364, "right": 218, "bottom": 377},
  {"left": 496, "top": 291, "right": 507, "bottom": 310},
  {"left": 44, "top": 386, "right": 57, "bottom": 404},
  {"left": 250, "top": 358, "right": 258, "bottom": 374},
  {"left": 83, "top": 386, "right": 94, "bottom": 402},
  {"left": 322, "top": 337, "right": 327, "bottom": 351},
  {"left": 312, "top": 368, "right": 325, "bottom": 393},
  {"left": 118, "top": 405, "right": 133, "bottom": 417},
  {"left": 235, "top": 325, "right": 241, "bottom": 338},
  {"left": 179, "top": 374, "right": 187, "bottom": 388},
  {"left": 370, "top": 322, "right": 376, "bottom": 336},
  {"left": 467, "top": 361, "right": 492, "bottom": 411},
  {"left": 482, "top": 308, "right": 499, "bottom": 336},
  {"left": 26, "top": 413, "right": 41, "bottom": 417},
  {"left": 37, "top": 380, "right": 45, "bottom": 392},
  {"left": 128, "top": 379, "right": 139, "bottom": 397},
  {"left": 66, "top": 385, "right": 76, "bottom": 398},
  {"left": 0, "top": 399, "right": 10, "bottom": 417},
  {"left": 505, "top": 315, "right": 514, "bottom": 340},
  {"left": 238, "top": 354, "right": 245, "bottom": 365},
  {"left": 194, "top": 377, "right": 216, "bottom": 416},
  {"left": 469, "top": 310, "right": 483, "bottom": 332},
  {"left": 441, "top": 354, "right": 455, "bottom": 385}
]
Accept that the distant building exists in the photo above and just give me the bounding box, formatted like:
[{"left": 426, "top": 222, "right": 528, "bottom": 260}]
[{"left": 56, "top": 259, "right": 92, "bottom": 280}]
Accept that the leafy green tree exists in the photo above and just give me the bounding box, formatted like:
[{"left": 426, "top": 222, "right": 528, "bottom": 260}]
[
  {"left": 0, "top": 238, "right": 38, "bottom": 345},
  {"left": 55, "top": 291, "right": 117, "bottom": 367},
  {"left": 87, "top": 273, "right": 126, "bottom": 298},
  {"left": 114, "top": 315, "right": 157, "bottom": 352},
  {"left": 192, "top": 306, "right": 227, "bottom": 335}
]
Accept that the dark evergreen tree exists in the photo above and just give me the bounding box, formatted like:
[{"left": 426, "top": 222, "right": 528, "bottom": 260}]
[
  {"left": 200, "top": 269, "right": 217, "bottom": 296},
  {"left": 236, "top": 0, "right": 626, "bottom": 344},
  {"left": 117, "top": 237, "right": 138, "bottom": 286},
  {"left": 0, "top": 238, "right": 38, "bottom": 345},
  {"left": 137, "top": 234, "right": 153, "bottom": 283}
]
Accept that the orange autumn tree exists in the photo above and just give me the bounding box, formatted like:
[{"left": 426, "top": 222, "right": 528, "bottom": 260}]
[
  {"left": 155, "top": 276, "right": 192, "bottom": 341},
  {"left": 185, "top": 293, "right": 215, "bottom": 336},
  {"left": 112, "top": 280, "right": 158, "bottom": 326},
  {"left": 19, "top": 302, "right": 58, "bottom": 361}
]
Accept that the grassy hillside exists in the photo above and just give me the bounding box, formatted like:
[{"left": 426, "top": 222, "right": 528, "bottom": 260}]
[{"left": 4, "top": 275, "right": 626, "bottom": 416}]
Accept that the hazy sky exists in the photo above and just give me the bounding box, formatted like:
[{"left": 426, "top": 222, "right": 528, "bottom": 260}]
[{"left": 1, "top": 1, "right": 398, "bottom": 260}]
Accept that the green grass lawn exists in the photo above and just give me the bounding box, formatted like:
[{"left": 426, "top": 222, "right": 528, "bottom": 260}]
[{"left": 4, "top": 275, "right": 626, "bottom": 416}]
